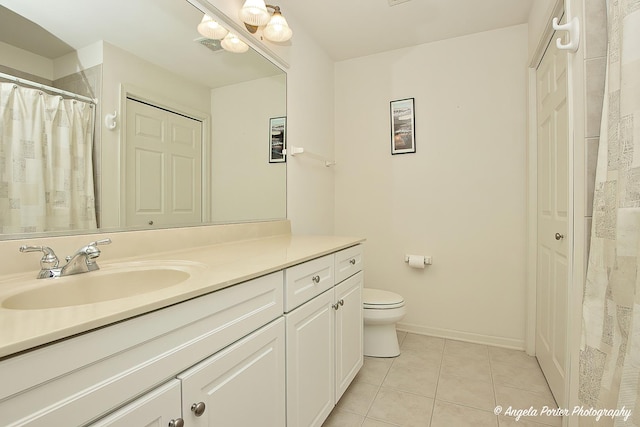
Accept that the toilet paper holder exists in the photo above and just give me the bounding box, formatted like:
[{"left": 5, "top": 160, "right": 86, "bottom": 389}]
[{"left": 404, "top": 255, "right": 432, "bottom": 265}]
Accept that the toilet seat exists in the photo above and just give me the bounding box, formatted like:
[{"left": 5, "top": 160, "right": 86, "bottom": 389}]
[{"left": 363, "top": 288, "right": 404, "bottom": 309}]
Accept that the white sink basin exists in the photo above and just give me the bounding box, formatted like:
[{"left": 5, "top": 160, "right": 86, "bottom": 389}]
[{"left": 2, "top": 261, "right": 206, "bottom": 310}]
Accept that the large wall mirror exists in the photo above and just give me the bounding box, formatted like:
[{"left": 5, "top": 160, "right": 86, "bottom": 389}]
[{"left": 0, "top": 0, "right": 287, "bottom": 240}]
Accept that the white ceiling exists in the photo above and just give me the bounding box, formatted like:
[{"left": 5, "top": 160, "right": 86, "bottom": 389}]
[
  {"left": 0, "top": 0, "right": 283, "bottom": 88},
  {"left": 279, "top": 0, "right": 535, "bottom": 61},
  {"left": 0, "top": 0, "right": 535, "bottom": 84}
]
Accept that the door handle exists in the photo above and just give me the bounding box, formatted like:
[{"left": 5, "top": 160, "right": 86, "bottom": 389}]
[{"left": 555, "top": 233, "right": 564, "bottom": 240}]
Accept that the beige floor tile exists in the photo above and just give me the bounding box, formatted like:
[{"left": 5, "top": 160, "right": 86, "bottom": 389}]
[
  {"left": 367, "top": 388, "right": 434, "bottom": 427},
  {"left": 397, "top": 330, "right": 408, "bottom": 347},
  {"left": 355, "top": 356, "right": 394, "bottom": 386},
  {"left": 335, "top": 335, "right": 557, "bottom": 427},
  {"left": 337, "top": 381, "right": 380, "bottom": 415},
  {"left": 491, "top": 356, "right": 553, "bottom": 397},
  {"left": 498, "top": 415, "right": 553, "bottom": 426},
  {"left": 401, "top": 333, "right": 445, "bottom": 352},
  {"left": 362, "top": 418, "right": 401, "bottom": 427},
  {"left": 436, "top": 372, "right": 496, "bottom": 411},
  {"left": 494, "top": 385, "right": 562, "bottom": 427},
  {"left": 430, "top": 401, "right": 498, "bottom": 427},
  {"left": 441, "top": 352, "right": 492, "bottom": 383},
  {"left": 382, "top": 349, "right": 441, "bottom": 397},
  {"left": 489, "top": 347, "right": 535, "bottom": 365},
  {"left": 322, "top": 408, "right": 365, "bottom": 427},
  {"left": 444, "top": 339, "right": 490, "bottom": 362}
]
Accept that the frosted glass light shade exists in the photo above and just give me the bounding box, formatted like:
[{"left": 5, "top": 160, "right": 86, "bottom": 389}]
[
  {"left": 239, "top": 0, "right": 270, "bottom": 26},
  {"left": 197, "top": 15, "right": 228, "bottom": 40},
  {"left": 263, "top": 12, "right": 292, "bottom": 42},
  {"left": 221, "top": 33, "right": 249, "bottom": 53}
]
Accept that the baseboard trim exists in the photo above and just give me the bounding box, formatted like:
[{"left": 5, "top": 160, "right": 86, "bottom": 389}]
[{"left": 396, "top": 322, "right": 526, "bottom": 350}]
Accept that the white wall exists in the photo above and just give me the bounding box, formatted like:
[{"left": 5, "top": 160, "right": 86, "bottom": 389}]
[
  {"left": 334, "top": 24, "right": 529, "bottom": 348},
  {"left": 0, "top": 40, "right": 54, "bottom": 80},
  {"left": 202, "top": 0, "right": 337, "bottom": 235},
  {"left": 284, "top": 25, "right": 336, "bottom": 235},
  {"left": 211, "top": 75, "right": 286, "bottom": 222}
]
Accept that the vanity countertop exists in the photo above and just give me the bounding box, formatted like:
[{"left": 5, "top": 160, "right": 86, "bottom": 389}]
[{"left": 0, "top": 234, "right": 364, "bottom": 359}]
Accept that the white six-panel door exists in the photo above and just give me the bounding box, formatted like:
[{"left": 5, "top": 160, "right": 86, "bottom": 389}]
[
  {"left": 535, "top": 32, "right": 569, "bottom": 406},
  {"left": 125, "top": 98, "right": 202, "bottom": 228}
]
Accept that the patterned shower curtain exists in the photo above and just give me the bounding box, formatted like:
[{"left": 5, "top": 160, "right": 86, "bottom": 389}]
[
  {"left": 0, "top": 83, "right": 97, "bottom": 234},
  {"left": 579, "top": 0, "right": 640, "bottom": 425}
]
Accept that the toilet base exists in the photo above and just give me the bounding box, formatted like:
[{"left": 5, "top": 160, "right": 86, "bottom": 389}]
[{"left": 363, "top": 323, "right": 401, "bottom": 357}]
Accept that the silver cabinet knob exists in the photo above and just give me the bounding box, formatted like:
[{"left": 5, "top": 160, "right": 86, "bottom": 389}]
[
  {"left": 169, "top": 418, "right": 184, "bottom": 427},
  {"left": 312, "top": 275, "right": 320, "bottom": 284},
  {"left": 191, "top": 401, "right": 206, "bottom": 417},
  {"left": 333, "top": 303, "right": 340, "bottom": 310},
  {"left": 555, "top": 233, "right": 564, "bottom": 240},
  {"left": 339, "top": 299, "right": 344, "bottom": 306},
  {"left": 349, "top": 259, "right": 356, "bottom": 265}
]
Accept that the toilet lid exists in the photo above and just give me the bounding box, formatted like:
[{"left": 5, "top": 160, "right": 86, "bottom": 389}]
[{"left": 363, "top": 288, "right": 405, "bottom": 309}]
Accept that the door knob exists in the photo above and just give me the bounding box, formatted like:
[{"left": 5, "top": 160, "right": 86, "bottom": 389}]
[
  {"left": 555, "top": 233, "right": 564, "bottom": 240},
  {"left": 191, "top": 402, "right": 206, "bottom": 417},
  {"left": 169, "top": 418, "right": 184, "bottom": 427}
]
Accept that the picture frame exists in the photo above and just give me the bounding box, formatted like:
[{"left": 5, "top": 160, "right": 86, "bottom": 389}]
[
  {"left": 269, "top": 116, "right": 286, "bottom": 163},
  {"left": 390, "top": 98, "right": 416, "bottom": 155}
]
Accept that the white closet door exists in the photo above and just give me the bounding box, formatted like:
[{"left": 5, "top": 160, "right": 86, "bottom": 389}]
[
  {"left": 125, "top": 98, "right": 202, "bottom": 227},
  {"left": 535, "top": 31, "right": 569, "bottom": 406}
]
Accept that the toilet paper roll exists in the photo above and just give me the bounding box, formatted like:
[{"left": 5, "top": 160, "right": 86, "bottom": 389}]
[{"left": 407, "top": 255, "right": 425, "bottom": 269}]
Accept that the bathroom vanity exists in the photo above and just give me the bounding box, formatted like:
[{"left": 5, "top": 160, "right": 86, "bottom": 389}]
[{"left": 0, "top": 229, "right": 364, "bottom": 427}]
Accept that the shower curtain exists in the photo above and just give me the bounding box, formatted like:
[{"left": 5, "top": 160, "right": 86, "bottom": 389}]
[
  {"left": 579, "top": 0, "right": 640, "bottom": 425},
  {"left": 0, "top": 83, "right": 97, "bottom": 234}
]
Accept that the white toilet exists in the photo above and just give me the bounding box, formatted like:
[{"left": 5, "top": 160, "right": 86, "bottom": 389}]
[{"left": 363, "top": 288, "right": 406, "bottom": 357}]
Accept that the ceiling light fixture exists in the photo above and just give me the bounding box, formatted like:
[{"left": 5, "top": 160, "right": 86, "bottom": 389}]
[
  {"left": 240, "top": 0, "right": 293, "bottom": 42},
  {"left": 197, "top": 14, "right": 248, "bottom": 54},
  {"left": 197, "top": 15, "right": 229, "bottom": 40},
  {"left": 221, "top": 32, "right": 249, "bottom": 53}
]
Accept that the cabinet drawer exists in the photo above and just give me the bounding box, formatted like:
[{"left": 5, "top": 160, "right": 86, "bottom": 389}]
[
  {"left": 87, "top": 380, "right": 182, "bottom": 427},
  {"left": 284, "top": 255, "right": 334, "bottom": 312},
  {"left": 335, "top": 245, "right": 363, "bottom": 284}
]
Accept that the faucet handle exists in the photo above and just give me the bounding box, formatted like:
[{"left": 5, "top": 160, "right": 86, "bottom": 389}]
[
  {"left": 89, "top": 238, "right": 112, "bottom": 247},
  {"left": 65, "top": 238, "right": 112, "bottom": 262},
  {"left": 19, "top": 245, "right": 60, "bottom": 269}
]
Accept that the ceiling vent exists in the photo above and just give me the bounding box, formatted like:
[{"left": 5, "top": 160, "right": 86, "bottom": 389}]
[
  {"left": 194, "top": 37, "right": 224, "bottom": 52},
  {"left": 388, "top": 0, "right": 411, "bottom": 5}
]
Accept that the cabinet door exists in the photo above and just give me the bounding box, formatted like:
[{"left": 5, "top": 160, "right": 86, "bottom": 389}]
[
  {"left": 178, "top": 318, "right": 285, "bottom": 427},
  {"left": 87, "top": 380, "right": 182, "bottom": 427},
  {"left": 286, "top": 289, "right": 335, "bottom": 427},
  {"left": 334, "top": 271, "right": 364, "bottom": 401}
]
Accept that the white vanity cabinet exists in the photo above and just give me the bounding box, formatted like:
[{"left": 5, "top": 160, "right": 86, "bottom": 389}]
[
  {"left": 0, "top": 272, "right": 283, "bottom": 427},
  {"left": 285, "top": 245, "right": 364, "bottom": 427},
  {"left": 0, "top": 241, "right": 363, "bottom": 427}
]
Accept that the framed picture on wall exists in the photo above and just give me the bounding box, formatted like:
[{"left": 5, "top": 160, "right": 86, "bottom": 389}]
[
  {"left": 269, "top": 116, "right": 286, "bottom": 163},
  {"left": 390, "top": 98, "right": 416, "bottom": 155}
]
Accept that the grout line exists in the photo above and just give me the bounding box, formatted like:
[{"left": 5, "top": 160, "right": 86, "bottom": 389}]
[
  {"left": 487, "top": 345, "right": 500, "bottom": 426},
  {"left": 427, "top": 337, "right": 446, "bottom": 427}
]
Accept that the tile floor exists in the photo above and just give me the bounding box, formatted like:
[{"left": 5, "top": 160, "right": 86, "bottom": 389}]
[{"left": 322, "top": 332, "right": 560, "bottom": 427}]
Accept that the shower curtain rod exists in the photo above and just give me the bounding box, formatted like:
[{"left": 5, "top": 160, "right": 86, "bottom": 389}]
[{"left": 0, "top": 71, "right": 97, "bottom": 104}]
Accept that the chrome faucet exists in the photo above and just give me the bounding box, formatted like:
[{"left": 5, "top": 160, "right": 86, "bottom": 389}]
[{"left": 20, "top": 238, "right": 112, "bottom": 279}]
